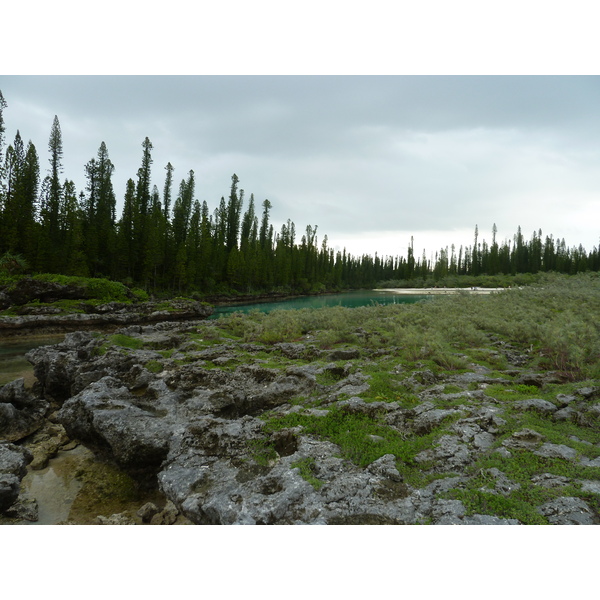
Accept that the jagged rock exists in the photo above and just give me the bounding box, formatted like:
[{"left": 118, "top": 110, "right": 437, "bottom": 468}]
[
  {"left": 0, "top": 442, "right": 33, "bottom": 512},
  {"left": 0, "top": 299, "right": 213, "bottom": 332},
  {"left": 56, "top": 377, "right": 173, "bottom": 475},
  {"left": 579, "top": 480, "right": 600, "bottom": 495},
  {"left": 328, "top": 348, "right": 360, "bottom": 361},
  {"left": 0, "top": 378, "right": 49, "bottom": 441},
  {"left": 137, "top": 502, "right": 160, "bottom": 523},
  {"left": 553, "top": 406, "right": 577, "bottom": 422},
  {"left": 24, "top": 422, "right": 70, "bottom": 470},
  {"left": 531, "top": 473, "right": 570, "bottom": 488},
  {"left": 149, "top": 501, "right": 179, "bottom": 525},
  {"left": 19, "top": 319, "right": 600, "bottom": 525},
  {"left": 413, "top": 408, "right": 462, "bottom": 434},
  {"left": 461, "top": 515, "right": 521, "bottom": 525},
  {"left": 537, "top": 497, "right": 597, "bottom": 525},
  {"left": 502, "top": 428, "right": 544, "bottom": 450},
  {"left": 512, "top": 399, "right": 557, "bottom": 414},
  {"left": 578, "top": 456, "right": 600, "bottom": 468},
  {"left": 4, "top": 497, "right": 39, "bottom": 521},
  {"left": 533, "top": 443, "right": 578, "bottom": 461},
  {"left": 95, "top": 513, "right": 136, "bottom": 525},
  {"left": 481, "top": 468, "right": 521, "bottom": 495},
  {"left": 556, "top": 394, "right": 577, "bottom": 406}
]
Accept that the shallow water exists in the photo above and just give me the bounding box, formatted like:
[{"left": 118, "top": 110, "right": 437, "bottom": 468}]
[
  {"left": 213, "top": 289, "right": 431, "bottom": 317},
  {"left": 0, "top": 335, "right": 64, "bottom": 386},
  {"left": 19, "top": 445, "right": 90, "bottom": 524}
]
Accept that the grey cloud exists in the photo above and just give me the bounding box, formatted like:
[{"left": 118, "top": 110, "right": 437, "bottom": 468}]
[{"left": 1, "top": 75, "right": 599, "bottom": 255}]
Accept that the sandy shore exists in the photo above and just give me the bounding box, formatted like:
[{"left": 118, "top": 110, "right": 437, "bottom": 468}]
[{"left": 374, "top": 287, "right": 508, "bottom": 295}]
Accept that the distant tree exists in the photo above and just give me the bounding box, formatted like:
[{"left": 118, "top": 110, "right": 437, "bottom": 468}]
[
  {"left": 226, "top": 173, "right": 243, "bottom": 252},
  {"left": 163, "top": 162, "right": 174, "bottom": 220},
  {"left": 0, "top": 90, "right": 7, "bottom": 193},
  {"left": 133, "top": 137, "right": 153, "bottom": 281},
  {"left": 83, "top": 141, "right": 117, "bottom": 276},
  {"left": 47, "top": 115, "right": 63, "bottom": 239}
]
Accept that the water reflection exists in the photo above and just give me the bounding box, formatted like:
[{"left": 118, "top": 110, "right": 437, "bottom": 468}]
[
  {"left": 20, "top": 445, "right": 90, "bottom": 524},
  {"left": 213, "top": 290, "right": 431, "bottom": 317},
  {"left": 0, "top": 335, "right": 64, "bottom": 386}
]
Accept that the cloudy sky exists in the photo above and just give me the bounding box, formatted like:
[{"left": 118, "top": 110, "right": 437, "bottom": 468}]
[{"left": 2, "top": 76, "right": 599, "bottom": 260}]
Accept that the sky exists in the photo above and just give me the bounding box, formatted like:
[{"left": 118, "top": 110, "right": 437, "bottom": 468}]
[{"left": 2, "top": 75, "right": 599, "bottom": 261}]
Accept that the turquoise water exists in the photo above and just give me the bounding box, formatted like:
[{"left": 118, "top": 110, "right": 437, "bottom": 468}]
[{"left": 212, "top": 290, "right": 431, "bottom": 317}]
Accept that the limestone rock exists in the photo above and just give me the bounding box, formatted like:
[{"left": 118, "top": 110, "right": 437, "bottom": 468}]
[{"left": 537, "top": 497, "right": 597, "bottom": 525}]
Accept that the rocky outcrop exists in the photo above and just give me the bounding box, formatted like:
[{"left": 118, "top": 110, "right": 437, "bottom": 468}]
[
  {"left": 0, "top": 277, "right": 119, "bottom": 309},
  {"left": 0, "top": 378, "right": 49, "bottom": 442},
  {"left": 12, "top": 320, "right": 600, "bottom": 525},
  {"left": 0, "top": 300, "right": 213, "bottom": 333},
  {"left": 0, "top": 442, "right": 32, "bottom": 513}
]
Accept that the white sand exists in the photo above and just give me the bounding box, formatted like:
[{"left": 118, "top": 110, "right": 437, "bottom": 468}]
[{"left": 373, "top": 287, "right": 508, "bottom": 295}]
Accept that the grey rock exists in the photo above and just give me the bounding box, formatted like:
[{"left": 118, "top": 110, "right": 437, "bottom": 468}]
[
  {"left": 482, "top": 468, "right": 521, "bottom": 495},
  {"left": 137, "top": 502, "right": 160, "bottom": 522},
  {"left": 413, "top": 408, "right": 462, "bottom": 434},
  {"left": 0, "top": 442, "right": 33, "bottom": 512},
  {"left": 0, "top": 378, "right": 49, "bottom": 442},
  {"left": 579, "top": 480, "right": 600, "bottom": 495},
  {"left": 534, "top": 443, "right": 578, "bottom": 461},
  {"left": 556, "top": 394, "right": 577, "bottom": 406},
  {"left": 150, "top": 500, "right": 179, "bottom": 525},
  {"left": 512, "top": 398, "right": 557, "bottom": 414},
  {"left": 95, "top": 513, "right": 136, "bottom": 525},
  {"left": 553, "top": 407, "right": 577, "bottom": 422},
  {"left": 576, "top": 387, "right": 598, "bottom": 399},
  {"left": 4, "top": 497, "right": 39, "bottom": 521},
  {"left": 502, "top": 428, "right": 544, "bottom": 450},
  {"left": 461, "top": 514, "right": 521, "bottom": 525},
  {"left": 537, "top": 497, "right": 596, "bottom": 525},
  {"left": 328, "top": 348, "right": 360, "bottom": 361},
  {"left": 56, "top": 377, "right": 173, "bottom": 474},
  {"left": 579, "top": 456, "right": 600, "bottom": 468},
  {"left": 430, "top": 499, "right": 466, "bottom": 524},
  {"left": 531, "top": 473, "right": 570, "bottom": 488}
]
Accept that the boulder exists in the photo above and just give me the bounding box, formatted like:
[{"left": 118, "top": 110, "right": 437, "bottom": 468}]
[
  {"left": 0, "top": 378, "right": 49, "bottom": 441},
  {"left": 0, "top": 442, "right": 33, "bottom": 512},
  {"left": 537, "top": 497, "right": 597, "bottom": 525}
]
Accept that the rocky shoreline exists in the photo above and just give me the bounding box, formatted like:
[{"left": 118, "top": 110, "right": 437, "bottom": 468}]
[{"left": 2, "top": 306, "right": 599, "bottom": 525}]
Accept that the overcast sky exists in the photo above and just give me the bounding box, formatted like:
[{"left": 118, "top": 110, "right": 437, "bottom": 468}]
[{"left": 2, "top": 75, "right": 599, "bottom": 259}]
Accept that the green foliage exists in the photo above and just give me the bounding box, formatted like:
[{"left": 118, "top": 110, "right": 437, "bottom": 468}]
[
  {"left": 144, "top": 360, "right": 164, "bottom": 373},
  {"left": 291, "top": 457, "right": 326, "bottom": 490},
  {"left": 264, "top": 406, "right": 449, "bottom": 473},
  {"left": 0, "top": 252, "right": 30, "bottom": 275},
  {"left": 108, "top": 334, "right": 145, "bottom": 350},
  {"left": 31, "top": 273, "right": 133, "bottom": 302}
]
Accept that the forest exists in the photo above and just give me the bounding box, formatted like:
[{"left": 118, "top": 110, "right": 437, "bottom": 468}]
[{"left": 1, "top": 89, "right": 599, "bottom": 296}]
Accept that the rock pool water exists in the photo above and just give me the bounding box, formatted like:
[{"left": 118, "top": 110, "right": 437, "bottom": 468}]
[{"left": 0, "top": 334, "right": 65, "bottom": 386}]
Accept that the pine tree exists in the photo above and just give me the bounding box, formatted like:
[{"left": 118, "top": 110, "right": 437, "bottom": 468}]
[
  {"left": 132, "top": 137, "right": 153, "bottom": 281},
  {"left": 226, "top": 173, "right": 243, "bottom": 252},
  {"left": 0, "top": 90, "right": 7, "bottom": 196},
  {"left": 47, "top": 115, "right": 63, "bottom": 240}
]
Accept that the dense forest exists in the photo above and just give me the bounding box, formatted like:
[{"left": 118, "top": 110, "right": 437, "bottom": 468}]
[{"left": 1, "top": 89, "right": 599, "bottom": 296}]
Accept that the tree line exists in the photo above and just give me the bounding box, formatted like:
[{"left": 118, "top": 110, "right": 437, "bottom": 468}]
[{"left": 1, "top": 89, "right": 599, "bottom": 295}]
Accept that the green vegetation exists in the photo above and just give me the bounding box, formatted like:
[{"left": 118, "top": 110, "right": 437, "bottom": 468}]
[{"left": 291, "top": 457, "right": 326, "bottom": 490}]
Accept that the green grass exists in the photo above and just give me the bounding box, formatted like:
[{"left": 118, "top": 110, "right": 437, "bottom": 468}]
[
  {"left": 108, "top": 334, "right": 145, "bottom": 350},
  {"left": 262, "top": 406, "right": 459, "bottom": 488},
  {"left": 291, "top": 457, "right": 326, "bottom": 490}
]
